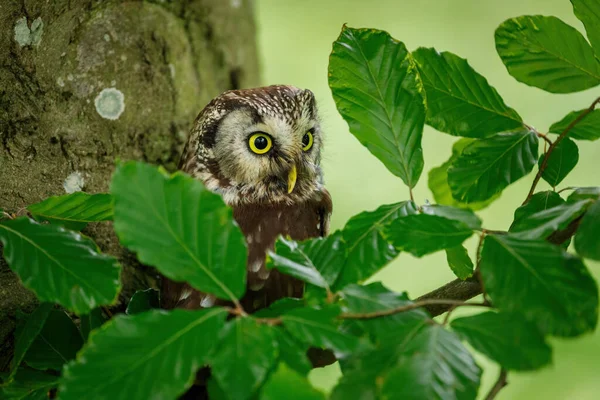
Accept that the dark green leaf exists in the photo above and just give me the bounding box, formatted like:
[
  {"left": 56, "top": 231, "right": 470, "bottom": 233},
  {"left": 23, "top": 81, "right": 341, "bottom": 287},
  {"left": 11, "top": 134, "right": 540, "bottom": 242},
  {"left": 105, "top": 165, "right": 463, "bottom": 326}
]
[
  {"left": 0, "top": 218, "right": 120, "bottom": 314},
  {"left": 495, "top": 15, "right": 600, "bottom": 93},
  {"left": 8, "top": 303, "right": 53, "bottom": 381},
  {"left": 274, "top": 329, "right": 312, "bottom": 376},
  {"left": 0, "top": 368, "right": 59, "bottom": 400},
  {"left": 567, "top": 187, "right": 600, "bottom": 202},
  {"left": 126, "top": 288, "right": 160, "bottom": 315},
  {"left": 260, "top": 364, "right": 325, "bottom": 400},
  {"left": 268, "top": 232, "right": 344, "bottom": 289},
  {"left": 111, "top": 161, "right": 246, "bottom": 302},
  {"left": 27, "top": 193, "right": 112, "bottom": 231},
  {"left": 329, "top": 26, "right": 425, "bottom": 188},
  {"left": 381, "top": 324, "right": 481, "bottom": 400},
  {"left": 448, "top": 129, "right": 538, "bottom": 203},
  {"left": 512, "top": 191, "right": 565, "bottom": 228},
  {"left": 421, "top": 204, "right": 481, "bottom": 230},
  {"left": 445, "top": 245, "right": 474, "bottom": 280},
  {"left": 428, "top": 139, "right": 500, "bottom": 210},
  {"left": 481, "top": 234, "right": 598, "bottom": 336},
  {"left": 384, "top": 214, "right": 473, "bottom": 257},
  {"left": 571, "top": 0, "right": 600, "bottom": 56},
  {"left": 254, "top": 298, "right": 305, "bottom": 318},
  {"left": 549, "top": 109, "right": 600, "bottom": 141},
  {"left": 341, "top": 283, "right": 428, "bottom": 340},
  {"left": 24, "top": 310, "right": 83, "bottom": 371},
  {"left": 282, "top": 307, "right": 365, "bottom": 356},
  {"left": 80, "top": 308, "right": 105, "bottom": 341},
  {"left": 333, "top": 201, "right": 417, "bottom": 289},
  {"left": 210, "top": 318, "right": 278, "bottom": 400},
  {"left": 510, "top": 200, "right": 590, "bottom": 240},
  {"left": 60, "top": 308, "right": 227, "bottom": 400},
  {"left": 451, "top": 311, "right": 552, "bottom": 371},
  {"left": 539, "top": 137, "right": 578, "bottom": 187},
  {"left": 575, "top": 200, "right": 600, "bottom": 261},
  {"left": 413, "top": 47, "right": 522, "bottom": 138}
]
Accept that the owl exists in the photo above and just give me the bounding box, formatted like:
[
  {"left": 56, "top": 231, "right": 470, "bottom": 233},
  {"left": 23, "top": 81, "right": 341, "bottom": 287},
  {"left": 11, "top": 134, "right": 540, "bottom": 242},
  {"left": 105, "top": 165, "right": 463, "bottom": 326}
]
[{"left": 161, "top": 85, "right": 332, "bottom": 313}]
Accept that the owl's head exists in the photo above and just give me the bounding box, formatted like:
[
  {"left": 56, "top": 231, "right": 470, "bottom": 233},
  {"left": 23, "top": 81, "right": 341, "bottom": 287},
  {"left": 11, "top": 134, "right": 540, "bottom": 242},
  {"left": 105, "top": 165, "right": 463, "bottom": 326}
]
[{"left": 181, "top": 85, "right": 325, "bottom": 205}]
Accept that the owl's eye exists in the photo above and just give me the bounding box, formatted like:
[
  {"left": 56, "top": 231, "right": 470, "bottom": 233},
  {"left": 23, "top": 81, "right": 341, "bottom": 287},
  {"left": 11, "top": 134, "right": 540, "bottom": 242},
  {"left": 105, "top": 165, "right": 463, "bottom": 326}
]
[
  {"left": 302, "top": 131, "right": 314, "bottom": 151},
  {"left": 248, "top": 133, "right": 273, "bottom": 155}
]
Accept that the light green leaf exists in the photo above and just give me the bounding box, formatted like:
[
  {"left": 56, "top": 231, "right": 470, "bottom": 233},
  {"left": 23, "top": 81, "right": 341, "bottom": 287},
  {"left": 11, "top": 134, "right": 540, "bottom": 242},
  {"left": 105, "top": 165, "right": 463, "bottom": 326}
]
[
  {"left": 480, "top": 234, "right": 598, "bottom": 336},
  {"left": 0, "top": 368, "right": 59, "bottom": 400},
  {"left": 451, "top": 311, "right": 552, "bottom": 371},
  {"left": 60, "top": 308, "right": 227, "bottom": 400},
  {"left": 126, "top": 288, "right": 160, "bottom": 315},
  {"left": 333, "top": 201, "right": 417, "bottom": 289},
  {"left": 571, "top": 0, "right": 600, "bottom": 56},
  {"left": 384, "top": 214, "right": 473, "bottom": 257},
  {"left": 329, "top": 26, "right": 425, "bottom": 188},
  {"left": 445, "top": 245, "right": 474, "bottom": 280},
  {"left": 495, "top": 15, "right": 600, "bottom": 93},
  {"left": 421, "top": 204, "right": 482, "bottom": 230},
  {"left": 549, "top": 109, "right": 600, "bottom": 141},
  {"left": 111, "top": 161, "right": 246, "bottom": 302},
  {"left": 510, "top": 200, "right": 591, "bottom": 240},
  {"left": 448, "top": 129, "right": 538, "bottom": 203},
  {"left": 24, "top": 310, "right": 83, "bottom": 371},
  {"left": 539, "top": 137, "right": 579, "bottom": 187},
  {"left": 27, "top": 192, "right": 112, "bottom": 231},
  {"left": 209, "top": 318, "right": 278, "bottom": 400},
  {"left": 575, "top": 200, "right": 600, "bottom": 261},
  {"left": 413, "top": 47, "right": 522, "bottom": 138},
  {"left": 512, "top": 191, "right": 565, "bottom": 229},
  {"left": 8, "top": 303, "right": 53, "bottom": 382},
  {"left": 0, "top": 218, "right": 121, "bottom": 314},
  {"left": 260, "top": 364, "right": 326, "bottom": 400}
]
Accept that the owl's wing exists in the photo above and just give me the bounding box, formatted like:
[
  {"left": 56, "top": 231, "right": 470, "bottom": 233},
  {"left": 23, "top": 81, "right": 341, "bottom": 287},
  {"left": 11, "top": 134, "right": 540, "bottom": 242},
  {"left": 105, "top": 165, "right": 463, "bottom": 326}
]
[{"left": 317, "top": 188, "right": 333, "bottom": 237}]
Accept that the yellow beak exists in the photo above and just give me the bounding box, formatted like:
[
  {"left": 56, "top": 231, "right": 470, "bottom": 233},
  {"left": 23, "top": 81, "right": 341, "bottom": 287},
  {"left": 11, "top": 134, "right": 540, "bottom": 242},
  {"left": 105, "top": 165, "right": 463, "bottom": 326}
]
[{"left": 287, "top": 165, "right": 297, "bottom": 194}]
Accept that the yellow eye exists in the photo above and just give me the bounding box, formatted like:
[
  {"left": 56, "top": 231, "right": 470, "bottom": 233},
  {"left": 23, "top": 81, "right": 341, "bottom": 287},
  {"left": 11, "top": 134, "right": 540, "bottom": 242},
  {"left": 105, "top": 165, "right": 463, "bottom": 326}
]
[
  {"left": 302, "top": 131, "right": 314, "bottom": 151},
  {"left": 248, "top": 133, "right": 273, "bottom": 155}
]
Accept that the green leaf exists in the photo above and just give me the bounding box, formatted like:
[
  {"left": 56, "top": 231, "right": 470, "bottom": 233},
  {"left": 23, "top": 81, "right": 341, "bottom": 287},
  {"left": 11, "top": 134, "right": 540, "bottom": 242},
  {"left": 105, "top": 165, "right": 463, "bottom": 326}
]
[
  {"left": 539, "top": 137, "right": 578, "bottom": 187},
  {"left": 448, "top": 129, "right": 538, "bottom": 203},
  {"left": 412, "top": 47, "right": 523, "bottom": 138},
  {"left": 333, "top": 201, "right": 417, "bottom": 289},
  {"left": 495, "top": 15, "right": 600, "bottom": 93},
  {"left": 274, "top": 329, "right": 312, "bottom": 376},
  {"left": 260, "top": 364, "right": 326, "bottom": 400},
  {"left": 60, "top": 308, "right": 227, "bottom": 400},
  {"left": 480, "top": 234, "right": 598, "bottom": 336},
  {"left": 384, "top": 214, "right": 473, "bottom": 257},
  {"left": 341, "top": 283, "right": 428, "bottom": 340},
  {"left": 510, "top": 200, "right": 590, "bottom": 240},
  {"left": 8, "top": 303, "right": 53, "bottom": 381},
  {"left": 575, "top": 200, "right": 600, "bottom": 261},
  {"left": 80, "top": 308, "right": 105, "bottom": 341},
  {"left": 328, "top": 26, "right": 425, "bottom": 188},
  {"left": 549, "top": 109, "right": 600, "bottom": 141},
  {"left": 24, "top": 310, "right": 83, "bottom": 371},
  {"left": 512, "top": 191, "right": 565, "bottom": 228},
  {"left": 0, "top": 368, "right": 59, "bottom": 400},
  {"left": 254, "top": 298, "right": 305, "bottom": 318},
  {"left": 282, "top": 307, "right": 365, "bottom": 356},
  {"left": 209, "top": 318, "right": 278, "bottom": 400},
  {"left": 445, "top": 245, "right": 474, "bottom": 280},
  {"left": 126, "top": 288, "right": 160, "bottom": 315},
  {"left": 567, "top": 187, "right": 600, "bottom": 202},
  {"left": 268, "top": 233, "right": 344, "bottom": 289},
  {"left": 451, "top": 311, "right": 552, "bottom": 371},
  {"left": 27, "top": 193, "right": 113, "bottom": 231},
  {"left": 571, "top": 0, "right": 600, "bottom": 56},
  {"left": 0, "top": 218, "right": 121, "bottom": 314},
  {"left": 381, "top": 324, "right": 481, "bottom": 400},
  {"left": 420, "top": 204, "right": 482, "bottom": 230},
  {"left": 111, "top": 161, "right": 246, "bottom": 302},
  {"left": 428, "top": 139, "right": 500, "bottom": 210}
]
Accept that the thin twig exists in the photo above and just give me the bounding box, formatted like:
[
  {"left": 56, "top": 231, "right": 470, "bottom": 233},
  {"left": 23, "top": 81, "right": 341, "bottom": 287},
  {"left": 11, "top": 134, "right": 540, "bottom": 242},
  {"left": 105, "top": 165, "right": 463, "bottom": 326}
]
[
  {"left": 409, "top": 186, "right": 415, "bottom": 203},
  {"left": 524, "top": 96, "right": 600, "bottom": 205},
  {"left": 1, "top": 211, "right": 14, "bottom": 220},
  {"left": 537, "top": 132, "right": 553, "bottom": 147},
  {"left": 340, "top": 299, "right": 490, "bottom": 320},
  {"left": 485, "top": 369, "right": 508, "bottom": 400},
  {"left": 557, "top": 186, "right": 576, "bottom": 194}
]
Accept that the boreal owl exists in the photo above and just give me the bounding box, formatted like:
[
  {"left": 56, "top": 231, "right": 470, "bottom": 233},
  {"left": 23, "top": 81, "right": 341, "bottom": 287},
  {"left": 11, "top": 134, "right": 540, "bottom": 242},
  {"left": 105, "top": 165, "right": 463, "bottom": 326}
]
[{"left": 161, "top": 85, "right": 332, "bottom": 313}]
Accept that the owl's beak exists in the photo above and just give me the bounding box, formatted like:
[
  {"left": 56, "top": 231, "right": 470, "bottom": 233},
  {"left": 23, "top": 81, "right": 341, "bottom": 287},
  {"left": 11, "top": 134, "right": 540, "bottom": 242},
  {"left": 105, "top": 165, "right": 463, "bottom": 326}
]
[{"left": 287, "top": 165, "right": 297, "bottom": 194}]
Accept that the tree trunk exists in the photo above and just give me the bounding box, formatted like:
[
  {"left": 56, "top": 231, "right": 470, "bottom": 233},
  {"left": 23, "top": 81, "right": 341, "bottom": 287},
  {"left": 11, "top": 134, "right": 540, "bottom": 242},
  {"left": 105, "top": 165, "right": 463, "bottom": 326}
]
[{"left": 0, "top": 0, "right": 260, "bottom": 370}]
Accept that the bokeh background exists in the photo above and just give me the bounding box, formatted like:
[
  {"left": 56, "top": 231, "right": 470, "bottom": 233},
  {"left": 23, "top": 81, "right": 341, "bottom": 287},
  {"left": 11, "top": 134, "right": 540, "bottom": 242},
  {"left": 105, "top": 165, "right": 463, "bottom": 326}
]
[{"left": 255, "top": 0, "right": 600, "bottom": 398}]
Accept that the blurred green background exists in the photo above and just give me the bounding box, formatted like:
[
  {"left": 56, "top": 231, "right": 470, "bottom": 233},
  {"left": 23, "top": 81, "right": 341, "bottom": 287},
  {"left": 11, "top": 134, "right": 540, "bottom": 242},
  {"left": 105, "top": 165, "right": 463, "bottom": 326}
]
[{"left": 255, "top": 0, "right": 600, "bottom": 399}]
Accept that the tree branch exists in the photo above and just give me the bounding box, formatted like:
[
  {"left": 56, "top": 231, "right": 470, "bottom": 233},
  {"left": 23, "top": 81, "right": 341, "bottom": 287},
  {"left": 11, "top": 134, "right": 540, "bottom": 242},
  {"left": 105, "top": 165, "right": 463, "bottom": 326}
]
[
  {"left": 485, "top": 369, "right": 508, "bottom": 400},
  {"left": 340, "top": 299, "right": 489, "bottom": 320},
  {"left": 524, "top": 96, "right": 600, "bottom": 204}
]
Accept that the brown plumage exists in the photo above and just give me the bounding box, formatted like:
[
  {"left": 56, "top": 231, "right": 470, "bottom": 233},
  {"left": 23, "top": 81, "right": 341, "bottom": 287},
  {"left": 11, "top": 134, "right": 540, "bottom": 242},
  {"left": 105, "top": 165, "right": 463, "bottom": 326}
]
[{"left": 161, "top": 85, "right": 332, "bottom": 313}]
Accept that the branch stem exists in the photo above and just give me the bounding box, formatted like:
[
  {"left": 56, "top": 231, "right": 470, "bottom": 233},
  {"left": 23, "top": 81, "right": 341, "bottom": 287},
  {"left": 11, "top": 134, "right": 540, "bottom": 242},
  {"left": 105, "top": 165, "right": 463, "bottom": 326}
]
[
  {"left": 485, "top": 369, "right": 508, "bottom": 400},
  {"left": 340, "top": 299, "right": 489, "bottom": 320}
]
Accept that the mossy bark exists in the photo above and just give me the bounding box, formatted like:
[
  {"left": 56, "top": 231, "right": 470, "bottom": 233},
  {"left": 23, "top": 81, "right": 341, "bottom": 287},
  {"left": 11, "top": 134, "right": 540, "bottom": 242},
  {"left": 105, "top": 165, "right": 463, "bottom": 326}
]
[{"left": 0, "top": 0, "right": 260, "bottom": 370}]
